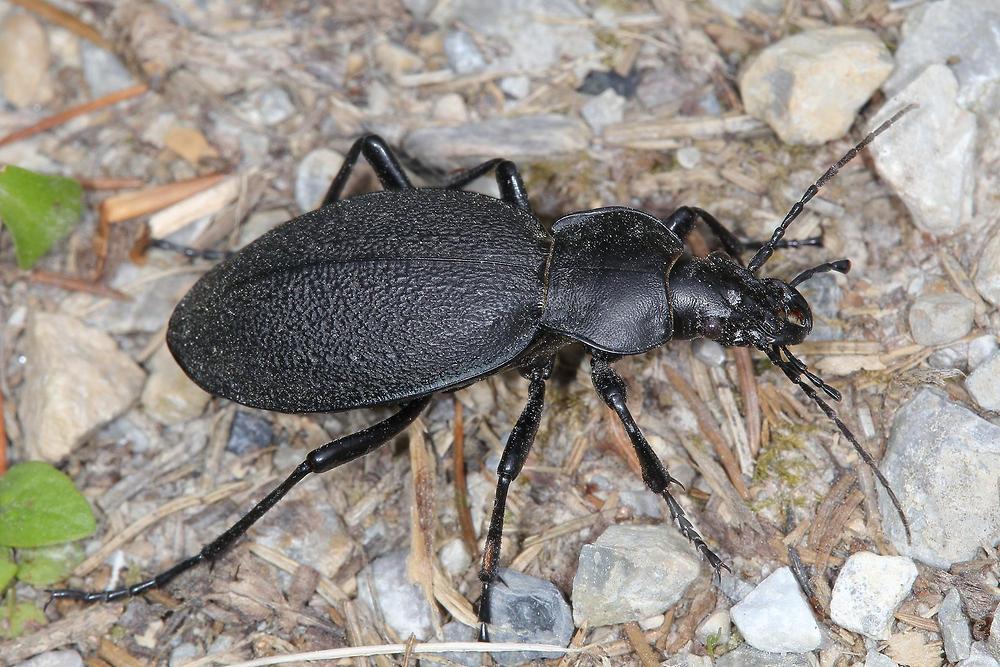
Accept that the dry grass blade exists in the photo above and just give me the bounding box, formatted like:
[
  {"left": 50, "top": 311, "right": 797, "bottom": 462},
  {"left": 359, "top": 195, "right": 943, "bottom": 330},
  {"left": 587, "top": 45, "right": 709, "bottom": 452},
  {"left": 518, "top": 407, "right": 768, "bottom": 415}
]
[
  {"left": 247, "top": 543, "right": 349, "bottom": 603},
  {"left": 451, "top": 398, "right": 479, "bottom": 560},
  {"left": 98, "top": 637, "right": 146, "bottom": 667},
  {"left": 148, "top": 175, "right": 241, "bottom": 239},
  {"left": 27, "top": 269, "right": 130, "bottom": 300},
  {"left": 623, "top": 622, "right": 660, "bottom": 667},
  {"left": 10, "top": 0, "right": 111, "bottom": 49},
  {"left": 734, "top": 348, "right": 762, "bottom": 458},
  {"left": 99, "top": 173, "right": 226, "bottom": 225},
  {"left": 0, "top": 84, "right": 148, "bottom": 148},
  {"left": 407, "top": 418, "right": 440, "bottom": 631},
  {"left": 0, "top": 388, "right": 6, "bottom": 475},
  {"left": 603, "top": 114, "right": 766, "bottom": 148},
  {"left": 432, "top": 566, "right": 477, "bottom": 626}
]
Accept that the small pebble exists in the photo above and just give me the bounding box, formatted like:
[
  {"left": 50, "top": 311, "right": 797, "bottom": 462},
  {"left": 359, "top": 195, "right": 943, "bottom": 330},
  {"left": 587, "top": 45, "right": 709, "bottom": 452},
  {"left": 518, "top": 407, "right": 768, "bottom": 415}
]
[
  {"left": 237, "top": 208, "right": 291, "bottom": 248},
  {"left": 940, "top": 588, "right": 973, "bottom": 663},
  {"left": 19, "top": 313, "right": 145, "bottom": 462},
  {"left": 374, "top": 39, "right": 423, "bottom": 77},
  {"left": 676, "top": 146, "right": 701, "bottom": 170},
  {"left": 499, "top": 75, "right": 531, "bottom": 99},
  {"left": 244, "top": 86, "right": 296, "bottom": 126},
  {"left": 14, "top": 650, "right": 84, "bottom": 667},
  {"left": 731, "top": 567, "right": 822, "bottom": 653},
  {"left": 636, "top": 64, "right": 701, "bottom": 111},
  {"left": 444, "top": 31, "right": 486, "bottom": 74},
  {"left": 879, "top": 388, "right": 1000, "bottom": 567},
  {"left": 969, "top": 335, "right": 1000, "bottom": 370},
  {"left": 486, "top": 569, "right": 574, "bottom": 665},
  {"left": 81, "top": 42, "right": 134, "bottom": 98},
  {"left": 356, "top": 550, "right": 434, "bottom": 639},
  {"left": 865, "top": 650, "right": 899, "bottom": 667},
  {"left": 638, "top": 613, "right": 664, "bottom": 631},
  {"left": 432, "top": 93, "right": 469, "bottom": 123},
  {"left": 295, "top": 148, "right": 346, "bottom": 212},
  {"left": 975, "top": 234, "right": 1000, "bottom": 308},
  {"left": 695, "top": 608, "right": 731, "bottom": 646},
  {"left": 571, "top": 524, "right": 701, "bottom": 627},
  {"left": 580, "top": 88, "right": 625, "bottom": 134},
  {"left": 440, "top": 622, "right": 480, "bottom": 667},
  {"left": 740, "top": 27, "right": 893, "bottom": 144},
  {"left": 885, "top": 0, "right": 1000, "bottom": 110},
  {"left": 692, "top": 339, "right": 727, "bottom": 367},
  {"left": 226, "top": 410, "right": 273, "bottom": 455},
  {"left": 169, "top": 644, "right": 199, "bottom": 667},
  {"left": 830, "top": 552, "right": 917, "bottom": 639},
  {"left": 141, "top": 344, "right": 211, "bottom": 424},
  {"left": 0, "top": 12, "right": 52, "bottom": 107},
  {"left": 404, "top": 114, "right": 590, "bottom": 169},
  {"left": 871, "top": 66, "right": 977, "bottom": 235},
  {"left": 438, "top": 537, "right": 471, "bottom": 576},
  {"left": 663, "top": 654, "right": 714, "bottom": 667},
  {"left": 708, "top": 0, "right": 783, "bottom": 18},
  {"left": 908, "top": 291, "right": 975, "bottom": 346},
  {"left": 715, "top": 645, "right": 813, "bottom": 666},
  {"left": 966, "top": 351, "right": 1000, "bottom": 411}
]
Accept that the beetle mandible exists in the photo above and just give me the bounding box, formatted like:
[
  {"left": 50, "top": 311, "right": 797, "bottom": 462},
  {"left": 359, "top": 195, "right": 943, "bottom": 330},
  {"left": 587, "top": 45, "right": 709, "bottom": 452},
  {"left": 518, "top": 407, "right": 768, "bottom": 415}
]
[{"left": 53, "top": 106, "right": 914, "bottom": 642}]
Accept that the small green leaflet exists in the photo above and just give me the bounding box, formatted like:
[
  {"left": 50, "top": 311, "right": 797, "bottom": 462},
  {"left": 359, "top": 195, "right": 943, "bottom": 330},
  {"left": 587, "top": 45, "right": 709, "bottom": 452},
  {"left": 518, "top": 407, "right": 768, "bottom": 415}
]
[
  {"left": 0, "top": 165, "right": 83, "bottom": 269},
  {"left": 0, "top": 462, "right": 96, "bottom": 548}
]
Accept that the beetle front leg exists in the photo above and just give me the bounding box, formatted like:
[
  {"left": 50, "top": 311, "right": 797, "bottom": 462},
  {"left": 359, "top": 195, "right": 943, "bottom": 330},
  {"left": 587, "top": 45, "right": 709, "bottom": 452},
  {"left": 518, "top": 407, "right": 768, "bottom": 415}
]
[
  {"left": 322, "top": 135, "right": 414, "bottom": 207},
  {"left": 590, "top": 354, "right": 727, "bottom": 572},
  {"left": 48, "top": 397, "right": 430, "bottom": 603},
  {"left": 478, "top": 361, "right": 551, "bottom": 642}
]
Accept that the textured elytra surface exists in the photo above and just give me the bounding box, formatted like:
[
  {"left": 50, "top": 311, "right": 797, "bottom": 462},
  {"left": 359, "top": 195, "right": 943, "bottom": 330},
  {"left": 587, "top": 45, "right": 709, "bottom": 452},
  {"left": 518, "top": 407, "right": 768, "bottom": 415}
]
[{"left": 167, "top": 188, "right": 551, "bottom": 412}]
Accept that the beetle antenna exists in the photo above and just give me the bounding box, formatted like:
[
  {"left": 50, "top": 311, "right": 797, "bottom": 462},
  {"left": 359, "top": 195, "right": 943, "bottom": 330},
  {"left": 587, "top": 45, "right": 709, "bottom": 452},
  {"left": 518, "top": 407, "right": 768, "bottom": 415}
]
[
  {"left": 789, "top": 259, "right": 851, "bottom": 287},
  {"left": 747, "top": 104, "right": 917, "bottom": 274},
  {"left": 779, "top": 345, "right": 841, "bottom": 401},
  {"left": 765, "top": 346, "right": 911, "bottom": 541}
]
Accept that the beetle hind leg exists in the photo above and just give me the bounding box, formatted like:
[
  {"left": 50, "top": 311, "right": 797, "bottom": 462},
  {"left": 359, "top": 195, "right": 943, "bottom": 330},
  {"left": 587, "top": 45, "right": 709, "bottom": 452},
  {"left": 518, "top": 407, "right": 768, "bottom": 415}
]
[
  {"left": 477, "top": 361, "right": 551, "bottom": 642},
  {"left": 47, "top": 397, "right": 431, "bottom": 604},
  {"left": 590, "top": 354, "right": 727, "bottom": 572}
]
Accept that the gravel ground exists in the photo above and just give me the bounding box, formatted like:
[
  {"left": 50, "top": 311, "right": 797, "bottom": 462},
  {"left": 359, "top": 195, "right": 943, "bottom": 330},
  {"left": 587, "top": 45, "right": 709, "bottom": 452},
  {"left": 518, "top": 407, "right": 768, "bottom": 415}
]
[{"left": 1, "top": 1, "right": 999, "bottom": 666}]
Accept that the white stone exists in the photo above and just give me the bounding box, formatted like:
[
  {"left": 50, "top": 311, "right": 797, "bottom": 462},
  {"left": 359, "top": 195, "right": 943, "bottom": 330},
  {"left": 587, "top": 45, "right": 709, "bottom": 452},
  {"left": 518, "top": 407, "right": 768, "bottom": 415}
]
[
  {"left": 140, "top": 344, "right": 210, "bottom": 424},
  {"left": 975, "top": 233, "right": 1000, "bottom": 308},
  {"left": 865, "top": 650, "right": 898, "bottom": 667},
  {"left": 879, "top": 389, "right": 1000, "bottom": 568},
  {"left": 81, "top": 42, "right": 134, "bottom": 98},
  {"left": 444, "top": 30, "right": 486, "bottom": 74},
  {"left": 356, "top": 550, "right": 434, "bottom": 639},
  {"left": 969, "top": 336, "right": 1000, "bottom": 371},
  {"left": 731, "top": 567, "right": 822, "bottom": 653},
  {"left": 438, "top": 537, "right": 471, "bottom": 576},
  {"left": 499, "top": 76, "right": 530, "bottom": 99},
  {"left": 830, "top": 552, "right": 917, "bottom": 640},
  {"left": 571, "top": 524, "right": 701, "bottom": 627},
  {"left": 908, "top": 291, "right": 975, "bottom": 346},
  {"left": 870, "top": 66, "right": 977, "bottom": 235},
  {"left": 581, "top": 89, "right": 625, "bottom": 134},
  {"left": 885, "top": 0, "right": 1000, "bottom": 112},
  {"left": 740, "top": 27, "right": 893, "bottom": 145},
  {"left": 967, "top": 351, "right": 1000, "bottom": 412},
  {"left": 295, "top": 148, "right": 345, "bottom": 212},
  {"left": 961, "top": 641, "right": 1000, "bottom": 667},
  {"left": 19, "top": 313, "right": 145, "bottom": 462},
  {"left": 695, "top": 608, "right": 731, "bottom": 646},
  {"left": 432, "top": 93, "right": 469, "bottom": 123},
  {"left": 676, "top": 146, "right": 701, "bottom": 170}
]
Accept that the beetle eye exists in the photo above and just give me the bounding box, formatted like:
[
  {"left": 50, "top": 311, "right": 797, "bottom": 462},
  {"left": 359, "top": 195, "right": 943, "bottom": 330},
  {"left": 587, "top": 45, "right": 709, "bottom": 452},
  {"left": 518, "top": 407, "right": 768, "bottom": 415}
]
[{"left": 787, "top": 308, "right": 806, "bottom": 327}]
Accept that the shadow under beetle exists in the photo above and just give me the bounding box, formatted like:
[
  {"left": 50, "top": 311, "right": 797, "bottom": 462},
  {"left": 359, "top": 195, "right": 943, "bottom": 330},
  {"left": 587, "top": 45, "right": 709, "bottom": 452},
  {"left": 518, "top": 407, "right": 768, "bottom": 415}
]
[{"left": 53, "top": 106, "right": 914, "bottom": 642}]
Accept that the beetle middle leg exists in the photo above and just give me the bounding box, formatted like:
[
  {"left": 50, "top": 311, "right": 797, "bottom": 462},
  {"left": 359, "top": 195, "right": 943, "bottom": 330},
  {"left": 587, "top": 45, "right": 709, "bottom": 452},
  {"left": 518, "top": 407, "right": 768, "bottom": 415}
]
[
  {"left": 663, "top": 206, "right": 820, "bottom": 264},
  {"left": 48, "top": 397, "right": 430, "bottom": 603},
  {"left": 590, "top": 354, "right": 726, "bottom": 571},
  {"left": 441, "top": 159, "right": 533, "bottom": 214},
  {"left": 322, "top": 134, "right": 415, "bottom": 206},
  {"left": 477, "top": 360, "right": 552, "bottom": 642}
]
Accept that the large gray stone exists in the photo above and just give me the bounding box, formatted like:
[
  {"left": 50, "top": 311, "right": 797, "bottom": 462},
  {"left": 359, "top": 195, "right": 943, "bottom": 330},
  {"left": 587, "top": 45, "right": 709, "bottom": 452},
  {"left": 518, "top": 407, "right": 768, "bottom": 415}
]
[
  {"left": 731, "top": 567, "right": 821, "bottom": 653},
  {"left": 908, "top": 291, "right": 975, "bottom": 346},
  {"left": 829, "top": 552, "right": 917, "bottom": 640},
  {"left": 966, "top": 351, "right": 1000, "bottom": 412},
  {"left": 870, "top": 66, "right": 977, "bottom": 235},
  {"left": 877, "top": 389, "right": 1000, "bottom": 568},
  {"left": 571, "top": 524, "right": 701, "bottom": 627},
  {"left": 740, "top": 27, "right": 893, "bottom": 145},
  {"left": 19, "top": 313, "right": 145, "bottom": 462},
  {"left": 486, "top": 569, "right": 573, "bottom": 665}
]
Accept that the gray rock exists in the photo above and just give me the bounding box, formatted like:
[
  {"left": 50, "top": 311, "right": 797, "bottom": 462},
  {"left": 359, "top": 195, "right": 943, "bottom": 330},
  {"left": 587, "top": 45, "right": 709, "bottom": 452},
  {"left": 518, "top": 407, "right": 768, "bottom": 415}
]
[
  {"left": 740, "top": 28, "right": 893, "bottom": 145},
  {"left": 663, "top": 654, "right": 714, "bottom": 667},
  {"left": 870, "top": 66, "right": 977, "bottom": 235},
  {"left": 580, "top": 89, "right": 625, "bottom": 134},
  {"left": 226, "top": 410, "right": 273, "bottom": 455},
  {"left": 636, "top": 63, "right": 703, "bottom": 112},
  {"left": 256, "top": 499, "right": 353, "bottom": 583},
  {"left": 975, "top": 233, "right": 1000, "bottom": 308},
  {"left": 447, "top": 0, "right": 595, "bottom": 74},
  {"left": 243, "top": 86, "right": 296, "bottom": 126},
  {"left": 676, "top": 146, "right": 702, "bottom": 170},
  {"left": 14, "top": 650, "right": 84, "bottom": 667},
  {"left": 356, "top": 550, "right": 434, "bottom": 640},
  {"left": 571, "top": 524, "right": 701, "bottom": 627},
  {"left": 969, "top": 336, "right": 1000, "bottom": 371},
  {"left": 444, "top": 31, "right": 486, "bottom": 74},
  {"left": 404, "top": 115, "right": 590, "bottom": 169},
  {"left": 829, "top": 552, "right": 917, "bottom": 640},
  {"left": 0, "top": 12, "right": 52, "bottom": 107},
  {"left": 295, "top": 148, "right": 345, "bottom": 212},
  {"left": 81, "top": 42, "right": 134, "bottom": 98},
  {"left": 715, "top": 645, "right": 813, "bottom": 667},
  {"left": 486, "top": 569, "right": 574, "bottom": 665},
  {"left": 19, "top": 313, "right": 145, "bottom": 462},
  {"left": 708, "top": 0, "right": 784, "bottom": 18},
  {"left": 940, "top": 588, "right": 973, "bottom": 663},
  {"left": 962, "top": 642, "right": 1000, "bottom": 667},
  {"left": 865, "top": 650, "right": 898, "bottom": 667},
  {"left": 168, "top": 643, "right": 199, "bottom": 667},
  {"left": 878, "top": 389, "right": 1000, "bottom": 568},
  {"left": 141, "top": 344, "right": 210, "bottom": 424},
  {"left": 693, "top": 339, "right": 727, "bottom": 367},
  {"left": 731, "top": 566, "right": 822, "bottom": 653},
  {"left": 438, "top": 537, "right": 471, "bottom": 576},
  {"left": 499, "top": 75, "right": 530, "bottom": 100},
  {"left": 718, "top": 572, "right": 755, "bottom": 603},
  {"left": 908, "top": 291, "right": 975, "bottom": 346},
  {"left": 401, "top": 0, "right": 436, "bottom": 18},
  {"left": 618, "top": 490, "right": 662, "bottom": 519},
  {"left": 929, "top": 341, "right": 968, "bottom": 371},
  {"left": 884, "top": 0, "right": 1000, "bottom": 112},
  {"left": 967, "top": 351, "right": 1000, "bottom": 412},
  {"left": 440, "top": 621, "right": 480, "bottom": 667}
]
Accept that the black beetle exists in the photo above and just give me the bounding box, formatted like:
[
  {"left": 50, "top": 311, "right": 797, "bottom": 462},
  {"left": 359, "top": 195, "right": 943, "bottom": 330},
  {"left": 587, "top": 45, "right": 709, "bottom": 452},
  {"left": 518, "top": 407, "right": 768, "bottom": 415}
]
[{"left": 53, "top": 106, "right": 913, "bottom": 642}]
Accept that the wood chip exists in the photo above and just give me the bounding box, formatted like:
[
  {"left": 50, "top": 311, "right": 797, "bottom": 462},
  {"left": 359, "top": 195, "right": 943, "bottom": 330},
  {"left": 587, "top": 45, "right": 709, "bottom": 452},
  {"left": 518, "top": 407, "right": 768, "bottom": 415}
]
[
  {"left": 99, "top": 173, "right": 225, "bottom": 225},
  {"left": 148, "top": 175, "right": 241, "bottom": 239},
  {"left": 164, "top": 125, "right": 219, "bottom": 165}
]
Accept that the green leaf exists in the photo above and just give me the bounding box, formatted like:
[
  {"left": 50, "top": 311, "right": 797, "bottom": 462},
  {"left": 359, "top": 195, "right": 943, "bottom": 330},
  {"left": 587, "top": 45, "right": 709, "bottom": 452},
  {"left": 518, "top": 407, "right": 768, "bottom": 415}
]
[
  {"left": 0, "top": 165, "right": 83, "bottom": 269},
  {"left": 15, "top": 543, "right": 86, "bottom": 586},
  {"left": 0, "top": 599, "right": 47, "bottom": 640},
  {"left": 0, "top": 548, "right": 16, "bottom": 592},
  {"left": 0, "top": 462, "right": 96, "bottom": 548}
]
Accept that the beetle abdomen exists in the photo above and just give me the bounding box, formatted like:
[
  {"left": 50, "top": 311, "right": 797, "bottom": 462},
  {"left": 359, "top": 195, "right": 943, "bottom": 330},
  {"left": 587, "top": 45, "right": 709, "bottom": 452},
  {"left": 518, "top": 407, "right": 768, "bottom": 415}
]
[{"left": 167, "top": 189, "right": 551, "bottom": 412}]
